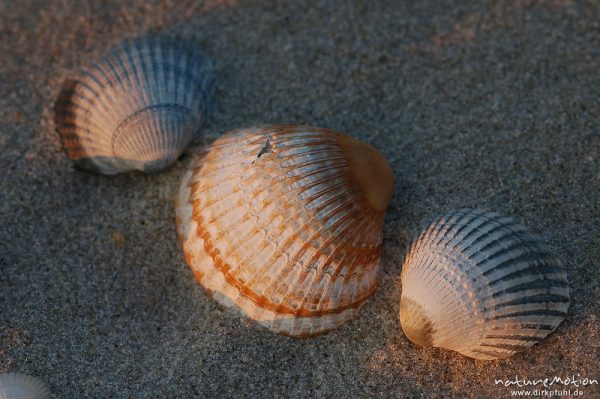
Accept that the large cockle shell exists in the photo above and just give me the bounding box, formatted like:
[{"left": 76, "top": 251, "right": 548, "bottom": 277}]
[
  {"left": 55, "top": 35, "right": 213, "bottom": 174},
  {"left": 176, "top": 125, "right": 394, "bottom": 336},
  {"left": 0, "top": 373, "right": 50, "bottom": 399},
  {"left": 399, "top": 209, "right": 570, "bottom": 360}
]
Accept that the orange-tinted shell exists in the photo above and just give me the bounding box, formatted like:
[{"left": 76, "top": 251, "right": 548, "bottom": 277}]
[{"left": 176, "top": 125, "right": 394, "bottom": 336}]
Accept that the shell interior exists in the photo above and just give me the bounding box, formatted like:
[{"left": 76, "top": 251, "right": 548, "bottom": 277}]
[
  {"left": 55, "top": 34, "right": 214, "bottom": 174},
  {"left": 176, "top": 125, "right": 394, "bottom": 336},
  {"left": 400, "top": 208, "right": 570, "bottom": 360}
]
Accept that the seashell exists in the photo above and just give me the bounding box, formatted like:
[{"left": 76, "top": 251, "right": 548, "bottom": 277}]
[
  {"left": 0, "top": 373, "right": 50, "bottom": 399},
  {"left": 176, "top": 125, "right": 394, "bottom": 336},
  {"left": 55, "top": 34, "right": 213, "bottom": 174},
  {"left": 399, "top": 209, "right": 570, "bottom": 360}
]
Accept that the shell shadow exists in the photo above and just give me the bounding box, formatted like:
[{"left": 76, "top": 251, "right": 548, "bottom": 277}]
[{"left": 54, "top": 78, "right": 82, "bottom": 159}]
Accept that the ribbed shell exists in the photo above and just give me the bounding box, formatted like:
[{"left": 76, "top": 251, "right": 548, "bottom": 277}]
[
  {"left": 55, "top": 35, "right": 213, "bottom": 174},
  {"left": 176, "top": 125, "right": 394, "bottom": 336},
  {"left": 0, "top": 373, "right": 50, "bottom": 399},
  {"left": 400, "top": 209, "right": 570, "bottom": 360}
]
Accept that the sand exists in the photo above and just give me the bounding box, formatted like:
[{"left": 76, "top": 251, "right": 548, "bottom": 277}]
[{"left": 1, "top": 1, "right": 599, "bottom": 398}]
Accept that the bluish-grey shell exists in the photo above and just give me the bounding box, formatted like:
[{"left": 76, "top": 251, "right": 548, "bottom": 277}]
[
  {"left": 400, "top": 209, "right": 570, "bottom": 360},
  {"left": 0, "top": 373, "right": 50, "bottom": 399},
  {"left": 55, "top": 35, "right": 214, "bottom": 174}
]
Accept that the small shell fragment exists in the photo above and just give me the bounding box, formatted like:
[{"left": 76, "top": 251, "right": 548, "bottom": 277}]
[
  {"left": 176, "top": 125, "right": 394, "bottom": 336},
  {"left": 55, "top": 34, "right": 213, "bottom": 174},
  {"left": 400, "top": 209, "right": 570, "bottom": 360},
  {"left": 0, "top": 373, "right": 50, "bottom": 399}
]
